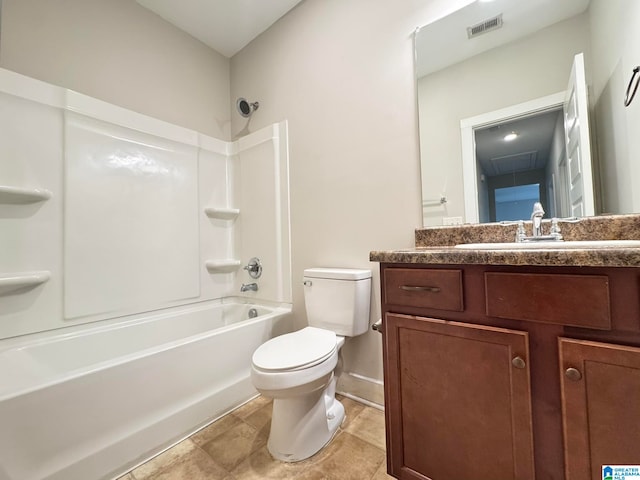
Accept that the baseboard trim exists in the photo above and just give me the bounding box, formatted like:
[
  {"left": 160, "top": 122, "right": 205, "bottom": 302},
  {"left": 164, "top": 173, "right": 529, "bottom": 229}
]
[{"left": 337, "top": 371, "right": 384, "bottom": 409}]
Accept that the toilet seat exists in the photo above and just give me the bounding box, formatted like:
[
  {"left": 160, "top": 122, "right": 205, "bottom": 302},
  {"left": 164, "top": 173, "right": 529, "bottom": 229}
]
[{"left": 252, "top": 327, "right": 336, "bottom": 372}]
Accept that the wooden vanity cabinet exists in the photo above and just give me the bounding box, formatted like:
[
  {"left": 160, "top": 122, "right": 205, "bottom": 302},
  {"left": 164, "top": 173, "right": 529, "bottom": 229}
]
[
  {"left": 379, "top": 263, "right": 640, "bottom": 480},
  {"left": 559, "top": 338, "right": 640, "bottom": 480},
  {"left": 384, "top": 313, "right": 535, "bottom": 480}
]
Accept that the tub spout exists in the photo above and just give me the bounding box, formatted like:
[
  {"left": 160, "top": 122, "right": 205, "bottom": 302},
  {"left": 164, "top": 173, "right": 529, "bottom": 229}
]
[{"left": 241, "top": 282, "right": 258, "bottom": 292}]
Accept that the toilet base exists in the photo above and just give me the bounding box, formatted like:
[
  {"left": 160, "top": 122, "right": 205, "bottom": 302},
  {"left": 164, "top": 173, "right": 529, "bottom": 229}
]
[{"left": 266, "top": 375, "right": 345, "bottom": 462}]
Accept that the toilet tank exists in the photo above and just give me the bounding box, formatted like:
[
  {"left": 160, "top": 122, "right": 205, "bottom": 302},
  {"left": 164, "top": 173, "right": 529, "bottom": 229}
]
[{"left": 303, "top": 268, "right": 372, "bottom": 337}]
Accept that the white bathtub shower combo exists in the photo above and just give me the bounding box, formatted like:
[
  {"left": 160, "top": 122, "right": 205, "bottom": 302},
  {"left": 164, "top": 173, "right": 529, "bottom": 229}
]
[{"left": 0, "top": 68, "right": 292, "bottom": 480}]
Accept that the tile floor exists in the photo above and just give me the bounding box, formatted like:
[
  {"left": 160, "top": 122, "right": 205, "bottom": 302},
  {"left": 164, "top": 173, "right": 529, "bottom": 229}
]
[{"left": 118, "top": 394, "right": 394, "bottom": 480}]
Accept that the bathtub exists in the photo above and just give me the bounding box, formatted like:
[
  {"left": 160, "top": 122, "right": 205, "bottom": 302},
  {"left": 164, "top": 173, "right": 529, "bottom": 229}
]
[{"left": 0, "top": 299, "right": 291, "bottom": 480}]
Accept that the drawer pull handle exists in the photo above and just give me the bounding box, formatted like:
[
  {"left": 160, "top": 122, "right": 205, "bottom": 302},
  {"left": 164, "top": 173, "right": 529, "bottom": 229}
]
[
  {"left": 512, "top": 356, "right": 526, "bottom": 369},
  {"left": 565, "top": 367, "right": 582, "bottom": 381},
  {"left": 400, "top": 285, "right": 441, "bottom": 293}
]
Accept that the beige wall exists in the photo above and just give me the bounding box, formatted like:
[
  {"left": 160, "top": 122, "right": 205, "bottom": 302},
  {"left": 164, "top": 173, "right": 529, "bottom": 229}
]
[
  {"left": 589, "top": 0, "right": 640, "bottom": 214},
  {"left": 418, "top": 13, "right": 591, "bottom": 226},
  {"left": 0, "top": 0, "right": 231, "bottom": 138},
  {"left": 230, "top": 0, "right": 470, "bottom": 402}
]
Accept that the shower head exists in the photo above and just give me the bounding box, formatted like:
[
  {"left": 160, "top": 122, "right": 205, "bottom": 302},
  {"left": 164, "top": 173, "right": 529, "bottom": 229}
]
[{"left": 236, "top": 98, "right": 259, "bottom": 118}]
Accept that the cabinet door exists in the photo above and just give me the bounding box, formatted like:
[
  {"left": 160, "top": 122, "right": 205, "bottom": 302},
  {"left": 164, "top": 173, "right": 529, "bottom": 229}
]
[
  {"left": 383, "top": 313, "right": 535, "bottom": 480},
  {"left": 559, "top": 338, "right": 640, "bottom": 480}
]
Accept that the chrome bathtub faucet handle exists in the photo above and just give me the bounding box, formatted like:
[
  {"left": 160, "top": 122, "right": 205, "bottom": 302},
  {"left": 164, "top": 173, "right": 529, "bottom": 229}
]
[{"left": 243, "top": 257, "right": 262, "bottom": 279}]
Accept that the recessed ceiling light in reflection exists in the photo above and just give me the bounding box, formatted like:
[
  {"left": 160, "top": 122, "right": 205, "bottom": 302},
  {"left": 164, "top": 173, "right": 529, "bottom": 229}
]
[{"left": 503, "top": 132, "right": 518, "bottom": 142}]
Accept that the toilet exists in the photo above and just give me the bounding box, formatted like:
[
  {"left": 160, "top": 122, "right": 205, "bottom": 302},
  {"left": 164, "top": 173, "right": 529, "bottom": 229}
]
[{"left": 250, "top": 267, "right": 372, "bottom": 462}]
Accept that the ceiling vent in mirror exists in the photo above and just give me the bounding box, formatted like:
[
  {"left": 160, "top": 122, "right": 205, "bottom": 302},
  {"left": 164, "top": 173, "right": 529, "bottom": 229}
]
[{"left": 467, "top": 14, "right": 503, "bottom": 39}]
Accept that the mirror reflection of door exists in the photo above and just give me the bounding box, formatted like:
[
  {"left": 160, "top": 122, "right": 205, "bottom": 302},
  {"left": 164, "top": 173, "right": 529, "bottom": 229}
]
[
  {"left": 475, "top": 109, "right": 560, "bottom": 222},
  {"left": 462, "top": 53, "right": 596, "bottom": 223},
  {"left": 563, "top": 52, "right": 594, "bottom": 217}
]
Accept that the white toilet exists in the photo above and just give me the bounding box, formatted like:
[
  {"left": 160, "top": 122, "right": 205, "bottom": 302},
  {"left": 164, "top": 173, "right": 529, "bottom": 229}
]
[{"left": 250, "top": 267, "right": 372, "bottom": 462}]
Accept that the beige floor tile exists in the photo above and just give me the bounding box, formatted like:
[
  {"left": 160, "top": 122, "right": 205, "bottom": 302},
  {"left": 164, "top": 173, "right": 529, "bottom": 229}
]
[
  {"left": 372, "top": 460, "right": 395, "bottom": 480},
  {"left": 141, "top": 446, "right": 232, "bottom": 480},
  {"left": 292, "top": 469, "right": 333, "bottom": 480},
  {"left": 191, "top": 413, "right": 244, "bottom": 446},
  {"left": 337, "top": 396, "right": 366, "bottom": 430},
  {"left": 233, "top": 395, "right": 272, "bottom": 420},
  {"left": 343, "top": 406, "right": 386, "bottom": 450},
  {"left": 243, "top": 402, "right": 272, "bottom": 431},
  {"left": 200, "top": 420, "right": 268, "bottom": 471},
  {"left": 302, "top": 431, "right": 385, "bottom": 480},
  {"left": 231, "top": 445, "right": 312, "bottom": 480},
  {"left": 131, "top": 396, "right": 389, "bottom": 480},
  {"left": 132, "top": 438, "right": 197, "bottom": 479}
]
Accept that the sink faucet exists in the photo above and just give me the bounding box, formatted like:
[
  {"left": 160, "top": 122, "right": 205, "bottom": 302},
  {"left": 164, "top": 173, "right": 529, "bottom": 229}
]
[
  {"left": 510, "top": 202, "right": 564, "bottom": 242},
  {"left": 531, "top": 202, "right": 545, "bottom": 237},
  {"left": 240, "top": 282, "right": 258, "bottom": 292}
]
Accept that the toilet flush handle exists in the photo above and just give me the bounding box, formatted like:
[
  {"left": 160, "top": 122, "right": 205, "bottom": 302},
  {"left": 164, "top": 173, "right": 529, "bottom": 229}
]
[
  {"left": 303, "top": 280, "right": 312, "bottom": 286},
  {"left": 372, "top": 319, "right": 383, "bottom": 333}
]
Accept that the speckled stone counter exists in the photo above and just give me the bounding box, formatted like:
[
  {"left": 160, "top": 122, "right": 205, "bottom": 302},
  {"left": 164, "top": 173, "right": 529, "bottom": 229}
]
[
  {"left": 414, "top": 214, "right": 640, "bottom": 247},
  {"left": 369, "top": 246, "right": 640, "bottom": 267},
  {"left": 370, "top": 214, "right": 640, "bottom": 268}
]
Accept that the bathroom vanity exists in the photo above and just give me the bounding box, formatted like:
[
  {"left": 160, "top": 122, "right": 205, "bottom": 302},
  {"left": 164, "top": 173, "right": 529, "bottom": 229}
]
[{"left": 370, "top": 215, "right": 640, "bottom": 480}]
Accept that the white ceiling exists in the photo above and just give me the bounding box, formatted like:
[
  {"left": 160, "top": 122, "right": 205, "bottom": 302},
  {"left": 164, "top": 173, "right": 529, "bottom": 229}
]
[
  {"left": 136, "top": 0, "right": 304, "bottom": 58},
  {"left": 416, "top": 0, "right": 590, "bottom": 78},
  {"left": 475, "top": 109, "right": 562, "bottom": 177}
]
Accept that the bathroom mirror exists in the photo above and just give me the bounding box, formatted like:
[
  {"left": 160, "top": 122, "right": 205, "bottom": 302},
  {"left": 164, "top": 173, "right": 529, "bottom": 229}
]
[{"left": 416, "top": 0, "right": 640, "bottom": 225}]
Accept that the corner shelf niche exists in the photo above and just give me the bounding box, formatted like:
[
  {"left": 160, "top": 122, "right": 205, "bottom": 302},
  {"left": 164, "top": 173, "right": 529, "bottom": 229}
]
[
  {"left": 205, "top": 260, "right": 241, "bottom": 273},
  {"left": 204, "top": 207, "right": 239, "bottom": 220},
  {"left": 0, "top": 271, "right": 51, "bottom": 295},
  {"left": 0, "top": 186, "right": 52, "bottom": 204}
]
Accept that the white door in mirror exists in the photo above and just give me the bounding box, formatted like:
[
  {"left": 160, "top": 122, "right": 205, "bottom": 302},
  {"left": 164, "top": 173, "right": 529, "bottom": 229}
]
[{"left": 563, "top": 53, "right": 595, "bottom": 218}]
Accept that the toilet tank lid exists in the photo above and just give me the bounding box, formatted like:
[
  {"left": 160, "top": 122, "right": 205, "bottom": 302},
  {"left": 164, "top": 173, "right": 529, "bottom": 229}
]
[{"left": 304, "top": 268, "right": 371, "bottom": 280}]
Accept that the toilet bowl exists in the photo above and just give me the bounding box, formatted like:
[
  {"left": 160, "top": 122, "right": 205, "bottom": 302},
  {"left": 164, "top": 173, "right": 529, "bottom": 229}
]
[
  {"left": 252, "top": 327, "right": 346, "bottom": 461},
  {"left": 250, "top": 267, "right": 371, "bottom": 462}
]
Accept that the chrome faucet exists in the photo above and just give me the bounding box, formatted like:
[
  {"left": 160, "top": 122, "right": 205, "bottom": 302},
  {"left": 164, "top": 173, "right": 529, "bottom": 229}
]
[
  {"left": 509, "top": 202, "right": 566, "bottom": 242},
  {"left": 530, "top": 202, "right": 545, "bottom": 237},
  {"left": 240, "top": 282, "right": 258, "bottom": 292}
]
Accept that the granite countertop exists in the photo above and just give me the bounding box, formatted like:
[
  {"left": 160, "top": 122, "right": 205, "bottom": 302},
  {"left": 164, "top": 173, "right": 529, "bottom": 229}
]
[
  {"left": 370, "top": 214, "right": 640, "bottom": 268},
  {"left": 369, "top": 245, "right": 640, "bottom": 267}
]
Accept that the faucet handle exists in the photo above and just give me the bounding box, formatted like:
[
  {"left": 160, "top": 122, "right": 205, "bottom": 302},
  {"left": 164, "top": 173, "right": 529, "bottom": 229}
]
[
  {"left": 550, "top": 218, "right": 564, "bottom": 240},
  {"left": 515, "top": 220, "right": 526, "bottom": 242},
  {"left": 243, "top": 257, "right": 262, "bottom": 279}
]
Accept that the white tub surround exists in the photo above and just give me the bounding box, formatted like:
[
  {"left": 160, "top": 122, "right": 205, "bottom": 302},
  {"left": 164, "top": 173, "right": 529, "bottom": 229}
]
[{"left": 0, "top": 67, "right": 291, "bottom": 338}]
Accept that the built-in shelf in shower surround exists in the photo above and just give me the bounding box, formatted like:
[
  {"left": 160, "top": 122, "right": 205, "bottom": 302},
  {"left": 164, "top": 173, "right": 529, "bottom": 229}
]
[
  {"left": 0, "top": 66, "right": 292, "bottom": 340},
  {"left": 0, "top": 271, "right": 51, "bottom": 295},
  {"left": 0, "top": 185, "right": 51, "bottom": 204},
  {"left": 204, "top": 207, "right": 240, "bottom": 220},
  {"left": 205, "top": 260, "right": 241, "bottom": 272}
]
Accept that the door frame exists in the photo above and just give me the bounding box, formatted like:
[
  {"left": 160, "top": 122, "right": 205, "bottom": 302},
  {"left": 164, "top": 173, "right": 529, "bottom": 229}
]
[{"left": 460, "top": 91, "right": 566, "bottom": 223}]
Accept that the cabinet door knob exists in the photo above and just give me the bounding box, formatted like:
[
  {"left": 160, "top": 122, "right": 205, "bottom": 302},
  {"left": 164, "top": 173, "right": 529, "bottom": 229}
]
[
  {"left": 565, "top": 367, "right": 582, "bottom": 381},
  {"left": 512, "top": 356, "right": 526, "bottom": 369}
]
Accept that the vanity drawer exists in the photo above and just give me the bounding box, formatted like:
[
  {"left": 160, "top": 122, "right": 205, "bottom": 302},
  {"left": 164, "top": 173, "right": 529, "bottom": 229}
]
[
  {"left": 485, "top": 272, "right": 611, "bottom": 329},
  {"left": 384, "top": 268, "right": 463, "bottom": 312}
]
